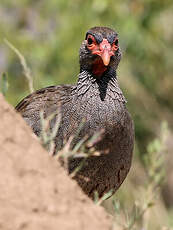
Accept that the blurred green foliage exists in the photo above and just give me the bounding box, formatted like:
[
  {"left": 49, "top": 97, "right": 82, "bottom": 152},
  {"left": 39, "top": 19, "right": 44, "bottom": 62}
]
[
  {"left": 0, "top": 0, "right": 173, "bottom": 152},
  {"left": 0, "top": 1, "right": 173, "bottom": 228}
]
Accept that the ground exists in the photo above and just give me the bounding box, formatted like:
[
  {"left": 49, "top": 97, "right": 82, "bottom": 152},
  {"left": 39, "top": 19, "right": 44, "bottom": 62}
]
[{"left": 0, "top": 93, "right": 112, "bottom": 230}]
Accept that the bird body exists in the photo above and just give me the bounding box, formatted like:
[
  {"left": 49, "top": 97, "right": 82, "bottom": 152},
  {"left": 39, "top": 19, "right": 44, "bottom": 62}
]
[{"left": 16, "top": 27, "right": 134, "bottom": 199}]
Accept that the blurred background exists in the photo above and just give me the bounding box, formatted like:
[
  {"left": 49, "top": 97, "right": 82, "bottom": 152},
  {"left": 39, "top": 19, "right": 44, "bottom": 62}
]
[{"left": 0, "top": 0, "right": 173, "bottom": 229}]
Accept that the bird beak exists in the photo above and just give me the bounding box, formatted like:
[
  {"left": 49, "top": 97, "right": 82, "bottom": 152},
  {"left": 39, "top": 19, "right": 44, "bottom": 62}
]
[
  {"left": 99, "top": 39, "right": 114, "bottom": 66},
  {"left": 101, "top": 49, "right": 111, "bottom": 66},
  {"left": 91, "top": 39, "right": 114, "bottom": 66}
]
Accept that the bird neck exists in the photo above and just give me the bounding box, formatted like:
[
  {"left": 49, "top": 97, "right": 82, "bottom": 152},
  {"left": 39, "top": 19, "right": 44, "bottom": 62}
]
[{"left": 75, "top": 68, "right": 126, "bottom": 103}]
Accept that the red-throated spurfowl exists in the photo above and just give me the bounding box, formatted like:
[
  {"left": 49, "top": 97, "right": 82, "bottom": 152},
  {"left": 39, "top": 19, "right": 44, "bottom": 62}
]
[{"left": 16, "top": 27, "right": 134, "bottom": 199}]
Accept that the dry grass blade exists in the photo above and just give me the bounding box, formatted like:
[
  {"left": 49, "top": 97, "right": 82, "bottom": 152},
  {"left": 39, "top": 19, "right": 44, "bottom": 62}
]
[
  {"left": 4, "top": 39, "right": 34, "bottom": 93},
  {"left": 95, "top": 190, "right": 114, "bottom": 206},
  {"left": 39, "top": 110, "right": 61, "bottom": 155},
  {"left": 0, "top": 72, "right": 9, "bottom": 96}
]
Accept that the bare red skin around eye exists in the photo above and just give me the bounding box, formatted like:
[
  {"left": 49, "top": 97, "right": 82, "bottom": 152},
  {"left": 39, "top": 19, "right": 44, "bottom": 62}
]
[{"left": 86, "top": 35, "right": 119, "bottom": 77}]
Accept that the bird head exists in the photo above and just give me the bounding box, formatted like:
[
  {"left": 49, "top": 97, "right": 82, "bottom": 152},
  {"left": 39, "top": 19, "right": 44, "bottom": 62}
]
[{"left": 79, "top": 27, "right": 122, "bottom": 77}]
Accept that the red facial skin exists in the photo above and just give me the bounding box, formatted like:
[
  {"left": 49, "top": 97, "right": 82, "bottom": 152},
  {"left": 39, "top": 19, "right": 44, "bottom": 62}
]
[{"left": 86, "top": 34, "right": 119, "bottom": 77}]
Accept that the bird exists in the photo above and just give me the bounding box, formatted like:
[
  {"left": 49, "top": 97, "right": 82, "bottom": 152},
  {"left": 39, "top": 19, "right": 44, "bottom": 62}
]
[{"left": 16, "top": 26, "right": 134, "bottom": 199}]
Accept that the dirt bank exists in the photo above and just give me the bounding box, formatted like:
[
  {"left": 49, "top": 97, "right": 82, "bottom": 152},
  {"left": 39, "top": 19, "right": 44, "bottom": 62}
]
[{"left": 0, "top": 93, "right": 111, "bottom": 230}]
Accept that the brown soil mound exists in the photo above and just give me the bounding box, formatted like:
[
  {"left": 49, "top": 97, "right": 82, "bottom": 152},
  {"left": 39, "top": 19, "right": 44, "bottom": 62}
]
[{"left": 0, "top": 94, "right": 111, "bottom": 230}]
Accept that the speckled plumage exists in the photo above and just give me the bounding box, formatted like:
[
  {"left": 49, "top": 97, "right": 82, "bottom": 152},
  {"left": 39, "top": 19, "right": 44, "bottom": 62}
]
[{"left": 16, "top": 27, "right": 134, "bottom": 199}]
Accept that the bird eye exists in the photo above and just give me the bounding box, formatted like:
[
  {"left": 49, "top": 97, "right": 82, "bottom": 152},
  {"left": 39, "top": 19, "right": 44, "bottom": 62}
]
[
  {"left": 87, "top": 37, "right": 93, "bottom": 45},
  {"left": 114, "top": 39, "right": 118, "bottom": 46},
  {"left": 112, "top": 38, "right": 119, "bottom": 51}
]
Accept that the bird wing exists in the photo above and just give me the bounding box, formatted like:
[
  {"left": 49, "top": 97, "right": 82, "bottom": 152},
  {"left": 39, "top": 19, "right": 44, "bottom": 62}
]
[{"left": 15, "top": 84, "right": 73, "bottom": 135}]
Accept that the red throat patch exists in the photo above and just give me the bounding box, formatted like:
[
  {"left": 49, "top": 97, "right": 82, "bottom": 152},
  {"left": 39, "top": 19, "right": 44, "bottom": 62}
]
[{"left": 92, "top": 58, "right": 107, "bottom": 77}]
